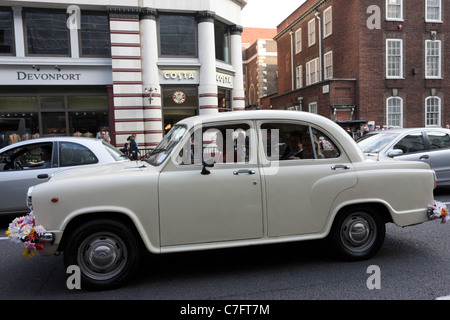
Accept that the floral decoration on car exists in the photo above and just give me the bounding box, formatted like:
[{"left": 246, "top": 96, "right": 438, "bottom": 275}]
[
  {"left": 6, "top": 212, "right": 48, "bottom": 258},
  {"left": 427, "top": 201, "right": 449, "bottom": 224}
]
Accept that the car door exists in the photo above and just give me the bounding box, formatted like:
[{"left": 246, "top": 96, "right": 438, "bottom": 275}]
[
  {"left": 258, "top": 121, "right": 358, "bottom": 237},
  {"left": 158, "top": 121, "right": 264, "bottom": 246},
  {"left": 423, "top": 130, "right": 450, "bottom": 185},
  {"left": 0, "top": 142, "right": 56, "bottom": 214}
]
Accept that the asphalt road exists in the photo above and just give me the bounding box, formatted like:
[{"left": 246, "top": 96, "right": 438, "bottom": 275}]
[{"left": 1, "top": 188, "right": 449, "bottom": 302}]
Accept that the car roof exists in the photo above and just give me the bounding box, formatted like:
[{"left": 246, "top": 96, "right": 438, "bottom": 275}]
[
  {"left": 0, "top": 136, "right": 104, "bottom": 152},
  {"left": 367, "top": 127, "right": 450, "bottom": 134},
  {"left": 177, "top": 110, "right": 337, "bottom": 127}
]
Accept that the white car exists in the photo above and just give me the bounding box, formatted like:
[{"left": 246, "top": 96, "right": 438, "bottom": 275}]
[
  {"left": 27, "top": 111, "right": 436, "bottom": 290},
  {"left": 0, "top": 137, "right": 129, "bottom": 215}
]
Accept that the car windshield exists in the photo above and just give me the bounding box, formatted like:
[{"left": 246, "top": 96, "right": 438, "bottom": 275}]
[
  {"left": 146, "top": 125, "right": 187, "bottom": 166},
  {"left": 357, "top": 132, "right": 400, "bottom": 153},
  {"left": 102, "top": 140, "right": 129, "bottom": 161}
]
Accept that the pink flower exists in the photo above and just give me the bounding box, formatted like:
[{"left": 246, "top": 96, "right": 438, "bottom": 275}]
[{"left": 24, "top": 241, "right": 36, "bottom": 250}]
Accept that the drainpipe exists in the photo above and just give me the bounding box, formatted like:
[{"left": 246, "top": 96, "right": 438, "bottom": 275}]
[
  {"left": 290, "top": 30, "right": 295, "bottom": 91},
  {"left": 315, "top": 11, "right": 323, "bottom": 82}
]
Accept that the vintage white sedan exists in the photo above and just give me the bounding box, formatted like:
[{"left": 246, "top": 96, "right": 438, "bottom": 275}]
[{"left": 27, "top": 111, "right": 436, "bottom": 290}]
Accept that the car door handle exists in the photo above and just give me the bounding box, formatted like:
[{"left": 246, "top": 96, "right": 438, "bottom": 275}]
[
  {"left": 419, "top": 155, "right": 430, "bottom": 160},
  {"left": 37, "top": 174, "right": 49, "bottom": 179},
  {"left": 331, "top": 165, "right": 350, "bottom": 170},
  {"left": 233, "top": 169, "right": 256, "bottom": 175}
]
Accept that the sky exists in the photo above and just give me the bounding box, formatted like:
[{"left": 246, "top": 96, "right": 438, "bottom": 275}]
[{"left": 241, "top": 0, "right": 307, "bottom": 29}]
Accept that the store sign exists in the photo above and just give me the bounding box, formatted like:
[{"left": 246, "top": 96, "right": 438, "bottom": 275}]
[
  {"left": 216, "top": 72, "right": 233, "bottom": 89},
  {"left": 17, "top": 72, "right": 82, "bottom": 81},
  {"left": 0, "top": 65, "right": 113, "bottom": 85},
  {"left": 160, "top": 70, "right": 199, "bottom": 84}
]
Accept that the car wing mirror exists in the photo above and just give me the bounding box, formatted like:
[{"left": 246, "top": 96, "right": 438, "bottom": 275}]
[
  {"left": 388, "top": 149, "right": 403, "bottom": 157},
  {"left": 201, "top": 157, "right": 215, "bottom": 175}
]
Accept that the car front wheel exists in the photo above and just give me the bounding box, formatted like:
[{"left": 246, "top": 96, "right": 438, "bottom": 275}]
[
  {"left": 329, "top": 206, "right": 385, "bottom": 261},
  {"left": 63, "top": 219, "right": 142, "bottom": 290}
]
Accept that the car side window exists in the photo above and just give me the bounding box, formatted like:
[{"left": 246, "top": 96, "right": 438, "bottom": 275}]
[
  {"left": 394, "top": 133, "right": 425, "bottom": 153},
  {"left": 0, "top": 143, "right": 53, "bottom": 171},
  {"left": 427, "top": 131, "right": 450, "bottom": 150},
  {"left": 179, "top": 123, "right": 251, "bottom": 165},
  {"left": 260, "top": 123, "right": 340, "bottom": 160},
  {"left": 59, "top": 142, "right": 98, "bottom": 167}
]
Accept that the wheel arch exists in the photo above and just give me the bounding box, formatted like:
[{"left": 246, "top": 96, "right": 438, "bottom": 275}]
[
  {"left": 327, "top": 201, "right": 393, "bottom": 235},
  {"left": 57, "top": 211, "right": 149, "bottom": 253}
]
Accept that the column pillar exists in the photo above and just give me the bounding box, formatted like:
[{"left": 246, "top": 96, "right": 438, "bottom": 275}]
[
  {"left": 140, "top": 8, "right": 163, "bottom": 147},
  {"left": 196, "top": 11, "right": 218, "bottom": 115},
  {"left": 230, "top": 25, "right": 245, "bottom": 111}
]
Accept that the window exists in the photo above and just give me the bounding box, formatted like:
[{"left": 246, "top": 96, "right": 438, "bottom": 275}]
[
  {"left": 425, "top": 97, "right": 441, "bottom": 127},
  {"left": 24, "top": 9, "right": 70, "bottom": 56},
  {"left": 162, "top": 86, "right": 198, "bottom": 133},
  {"left": 215, "top": 21, "right": 230, "bottom": 63},
  {"left": 386, "top": 97, "right": 403, "bottom": 128},
  {"left": 159, "top": 14, "right": 197, "bottom": 57},
  {"left": 426, "top": 0, "right": 442, "bottom": 22},
  {"left": 386, "top": 39, "right": 403, "bottom": 78},
  {"left": 427, "top": 131, "right": 450, "bottom": 149},
  {"left": 59, "top": 142, "right": 98, "bottom": 167},
  {"left": 308, "top": 19, "right": 316, "bottom": 47},
  {"left": 1, "top": 143, "right": 53, "bottom": 171},
  {"left": 425, "top": 40, "right": 441, "bottom": 78},
  {"left": 179, "top": 123, "right": 251, "bottom": 165},
  {"left": 386, "top": 0, "right": 403, "bottom": 21},
  {"left": 324, "top": 51, "right": 333, "bottom": 79},
  {"left": 394, "top": 133, "right": 425, "bottom": 153},
  {"left": 306, "top": 58, "right": 320, "bottom": 85},
  {"left": 295, "top": 65, "right": 303, "bottom": 89},
  {"left": 260, "top": 122, "right": 340, "bottom": 161},
  {"left": 323, "top": 7, "right": 332, "bottom": 38},
  {"left": 0, "top": 8, "right": 14, "bottom": 55},
  {"left": 80, "top": 11, "right": 111, "bottom": 57},
  {"left": 295, "top": 28, "right": 302, "bottom": 54},
  {"left": 309, "top": 102, "right": 318, "bottom": 114}
]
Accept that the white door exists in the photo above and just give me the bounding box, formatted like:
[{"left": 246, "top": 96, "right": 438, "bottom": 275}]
[
  {"left": 258, "top": 121, "right": 358, "bottom": 237},
  {"left": 158, "top": 122, "right": 264, "bottom": 246}
]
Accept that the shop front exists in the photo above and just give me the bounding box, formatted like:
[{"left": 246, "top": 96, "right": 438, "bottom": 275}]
[{"left": 0, "top": 65, "right": 113, "bottom": 147}]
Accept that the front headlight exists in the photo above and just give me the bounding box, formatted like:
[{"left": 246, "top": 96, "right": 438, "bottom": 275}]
[{"left": 26, "top": 186, "right": 34, "bottom": 211}]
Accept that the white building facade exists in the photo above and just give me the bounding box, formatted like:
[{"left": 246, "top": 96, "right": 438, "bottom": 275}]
[{"left": 0, "top": 0, "right": 247, "bottom": 148}]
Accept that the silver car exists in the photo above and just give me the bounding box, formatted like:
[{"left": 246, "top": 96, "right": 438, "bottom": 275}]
[
  {"left": 0, "top": 137, "right": 129, "bottom": 215},
  {"left": 357, "top": 128, "right": 450, "bottom": 187}
]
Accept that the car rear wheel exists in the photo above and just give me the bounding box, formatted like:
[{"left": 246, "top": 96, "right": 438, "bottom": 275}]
[
  {"left": 63, "top": 219, "right": 142, "bottom": 290},
  {"left": 329, "top": 206, "right": 385, "bottom": 261}
]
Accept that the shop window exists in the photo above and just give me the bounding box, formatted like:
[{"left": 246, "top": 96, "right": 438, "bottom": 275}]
[
  {"left": 218, "top": 88, "right": 231, "bottom": 112},
  {"left": 0, "top": 94, "right": 108, "bottom": 143},
  {"left": 42, "top": 112, "right": 66, "bottom": 135},
  {"left": 159, "top": 14, "right": 196, "bottom": 57},
  {"left": 162, "top": 86, "right": 198, "bottom": 133},
  {"left": 24, "top": 9, "right": 70, "bottom": 56},
  {"left": 0, "top": 8, "right": 14, "bottom": 55},
  {"left": 80, "top": 11, "right": 111, "bottom": 57},
  {"left": 214, "top": 21, "right": 230, "bottom": 63}
]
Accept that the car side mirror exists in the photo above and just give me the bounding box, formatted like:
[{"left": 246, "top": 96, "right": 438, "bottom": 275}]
[
  {"left": 388, "top": 149, "right": 403, "bottom": 157},
  {"left": 201, "top": 159, "right": 215, "bottom": 175}
]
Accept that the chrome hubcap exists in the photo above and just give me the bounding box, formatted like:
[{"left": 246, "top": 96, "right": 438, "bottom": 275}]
[
  {"left": 340, "top": 213, "right": 376, "bottom": 253},
  {"left": 78, "top": 232, "right": 127, "bottom": 281}
]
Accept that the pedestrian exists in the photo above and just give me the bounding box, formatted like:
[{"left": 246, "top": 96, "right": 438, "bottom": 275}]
[
  {"left": 128, "top": 134, "right": 140, "bottom": 160},
  {"left": 120, "top": 143, "right": 129, "bottom": 156}
]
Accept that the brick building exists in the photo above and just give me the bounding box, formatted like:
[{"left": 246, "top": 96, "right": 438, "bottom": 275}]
[
  {"left": 241, "top": 28, "right": 277, "bottom": 109},
  {"left": 265, "top": 0, "right": 449, "bottom": 134}
]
